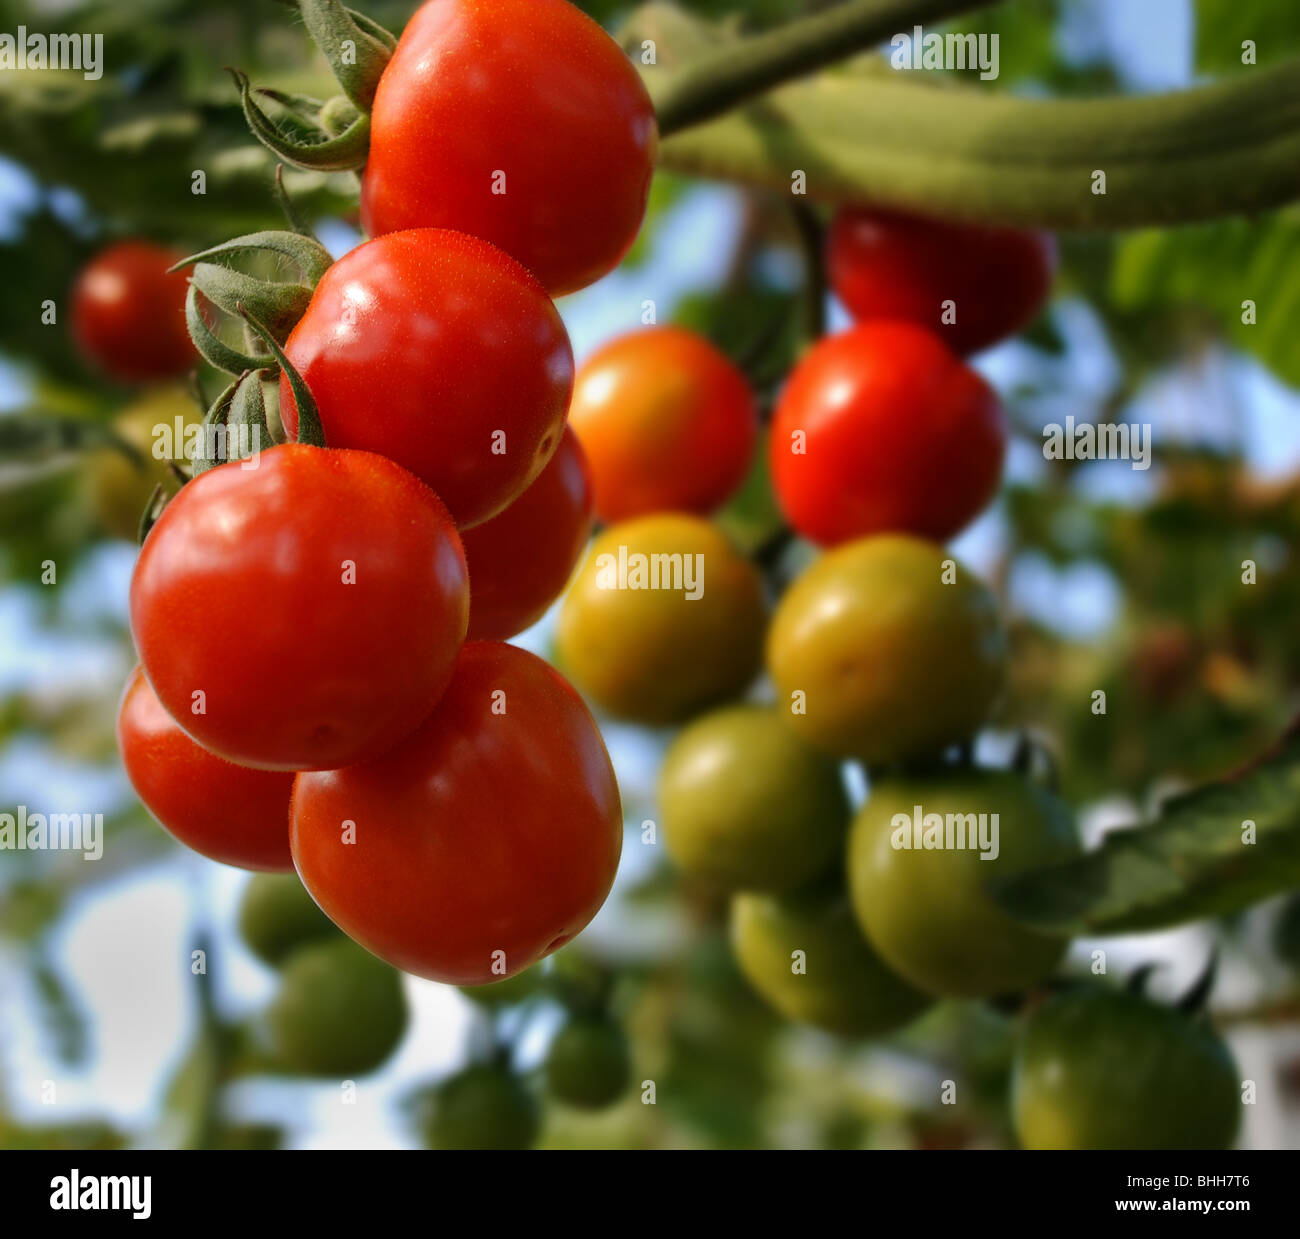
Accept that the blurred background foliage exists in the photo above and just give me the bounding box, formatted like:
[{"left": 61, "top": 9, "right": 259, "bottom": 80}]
[{"left": 1, "top": 0, "right": 1300, "bottom": 1150}]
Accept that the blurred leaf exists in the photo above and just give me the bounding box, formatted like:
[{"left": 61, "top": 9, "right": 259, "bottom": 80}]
[
  {"left": 992, "top": 724, "right": 1300, "bottom": 933},
  {"left": 1196, "top": 0, "right": 1300, "bottom": 73}
]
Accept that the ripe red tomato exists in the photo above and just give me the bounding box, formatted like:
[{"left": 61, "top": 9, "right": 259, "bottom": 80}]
[
  {"left": 72, "top": 241, "right": 196, "bottom": 383},
  {"left": 130, "top": 444, "right": 469, "bottom": 772},
  {"left": 361, "top": 0, "right": 658, "bottom": 296},
  {"left": 770, "top": 322, "right": 1006, "bottom": 546},
  {"left": 281, "top": 229, "right": 573, "bottom": 529},
  {"left": 568, "top": 327, "right": 758, "bottom": 523},
  {"left": 461, "top": 427, "right": 593, "bottom": 640},
  {"left": 827, "top": 208, "right": 1056, "bottom": 356},
  {"left": 117, "top": 666, "right": 294, "bottom": 872},
  {"left": 291, "top": 641, "right": 623, "bottom": 985}
]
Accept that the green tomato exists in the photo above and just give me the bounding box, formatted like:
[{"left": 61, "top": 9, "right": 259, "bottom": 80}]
[
  {"left": 238, "top": 873, "right": 338, "bottom": 967},
  {"left": 848, "top": 768, "right": 1078, "bottom": 998},
  {"left": 1012, "top": 988, "right": 1240, "bottom": 1149},
  {"left": 459, "top": 966, "right": 542, "bottom": 1008},
  {"left": 766, "top": 534, "right": 1005, "bottom": 763},
  {"left": 545, "top": 1017, "right": 631, "bottom": 1110},
  {"left": 730, "top": 886, "right": 932, "bottom": 1037},
  {"left": 658, "top": 705, "right": 848, "bottom": 892},
  {"left": 266, "top": 938, "right": 407, "bottom": 1076},
  {"left": 556, "top": 514, "right": 767, "bottom": 725},
  {"left": 426, "top": 1064, "right": 540, "bottom": 1150}
]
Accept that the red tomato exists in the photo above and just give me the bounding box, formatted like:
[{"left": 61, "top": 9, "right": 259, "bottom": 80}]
[
  {"left": 827, "top": 208, "right": 1056, "bottom": 356},
  {"left": 568, "top": 327, "right": 758, "bottom": 523},
  {"left": 461, "top": 427, "right": 593, "bottom": 640},
  {"left": 130, "top": 444, "right": 469, "bottom": 772},
  {"left": 361, "top": 0, "right": 657, "bottom": 296},
  {"left": 72, "top": 241, "right": 196, "bottom": 383},
  {"left": 770, "top": 322, "right": 1006, "bottom": 547},
  {"left": 291, "top": 641, "right": 623, "bottom": 985},
  {"left": 281, "top": 229, "right": 573, "bottom": 529},
  {"left": 117, "top": 667, "right": 294, "bottom": 872}
]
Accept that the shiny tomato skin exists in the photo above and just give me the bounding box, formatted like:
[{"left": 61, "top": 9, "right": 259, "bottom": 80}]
[
  {"left": 130, "top": 444, "right": 469, "bottom": 772},
  {"left": 72, "top": 241, "right": 196, "bottom": 383},
  {"left": 827, "top": 208, "right": 1056, "bottom": 356},
  {"left": 361, "top": 0, "right": 657, "bottom": 296},
  {"left": 770, "top": 322, "right": 1006, "bottom": 547},
  {"left": 461, "top": 427, "right": 593, "bottom": 640},
  {"left": 568, "top": 327, "right": 758, "bottom": 523},
  {"left": 280, "top": 229, "right": 573, "bottom": 529},
  {"left": 117, "top": 666, "right": 294, "bottom": 871},
  {"left": 290, "top": 642, "right": 623, "bottom": 986}
]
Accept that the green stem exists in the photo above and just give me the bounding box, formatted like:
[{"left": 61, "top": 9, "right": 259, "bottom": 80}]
[
  {"left": 656, "top": 55, "right": 1300, "bottom": 228},
  {"left": 652, "top": 0, "right": 995, "bottom": 136}
]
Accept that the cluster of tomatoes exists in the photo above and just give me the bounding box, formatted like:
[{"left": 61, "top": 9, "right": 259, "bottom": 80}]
[
  {"left": 108, "top": 0, "right": 661, "bottom": 999},
  {"left": 78, "top": 0, "right": 1242, "bottom": 1150}
]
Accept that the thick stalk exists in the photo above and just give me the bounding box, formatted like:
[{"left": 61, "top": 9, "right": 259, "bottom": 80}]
[{"left": 652, "top": 0, "right": 995, "bottom": 136}]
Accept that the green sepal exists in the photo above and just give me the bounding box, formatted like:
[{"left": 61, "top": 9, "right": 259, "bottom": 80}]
[
  {"left": 236, "top": 306, "right": 327, "bottom": 449},
  {"left": 190, "top": 262, "right": 312, "bottom": 345},
  {"left": 172, "top": 229, "right": 334, "bottom": 288},
  {"left": 230, "top": 68, "right": 370, "bottom": 173},
  {"left": 187, "top": 283, "right": 265, "bottom": 376},
  {"left": 191, "top": 374, "right": 241, "bottom": 477},
  {"left": 227, "top": 371, "right": 276, "bottom": 463},
  {"left": 296, "top": 0, "right": 395, "bottom": 111},
  {"left": 273, "top": 165, "right": 314, "bottom": 238}
]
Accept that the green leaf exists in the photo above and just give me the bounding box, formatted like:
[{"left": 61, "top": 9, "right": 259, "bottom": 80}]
[
  {"left": 991, "top": 726, "right": 1300, "bottom": 934},
  {"left": 1110, "top": 208, "right": 1300, "bottom": 388}
]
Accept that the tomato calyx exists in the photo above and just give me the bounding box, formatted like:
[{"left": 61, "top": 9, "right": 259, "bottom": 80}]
[{"left": 231, "top": 1, "right": 396, "bottom": 172}]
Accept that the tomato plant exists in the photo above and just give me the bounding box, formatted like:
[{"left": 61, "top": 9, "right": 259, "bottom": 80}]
[
  {"left": 280, "top": 229, "right": 573, "bottom": 528},
  {"left": 767, "top": 534, "right": 1005, "bottom": 763},
  {"left": 72, "top": 241, "right": 196, "bottom": 383},
  {"left": 557, "top": 514, "right": 767, "bottom": 725},
  {"left": 568, "top": 326, "right": 758, "bottom": 523},
  {"left": 848, "top": 769, "right": 1080, "bottom": 998},
  {"left": 290, "top": 642, "right": 623, "bottom": 986},
  {"left": 1012, "top": 988, "right": 1240, "bottom": 1150},
  {"left": 116, "top": 666, "right": 295, "bottom": 872},
  {"left": 770, "top": 322, "right": 1006, "bottom": 546},
  {"left": 130, "top": 444, "right": 469, "bottom": 772},
  {"left": 658, "top": 705, "right": 848, "bottom": 893},
  {"left": 460, "top": 427, "right": 593, "bottom": 640},
  {"left": 827, "top": 208, "right": 1057, "bottom": 356},
  {"left": 362, "top": 0, "right": 658, "bottom": 296},
  {"left": 731, "top": 885, "right": 932, "bottom": 1038}
]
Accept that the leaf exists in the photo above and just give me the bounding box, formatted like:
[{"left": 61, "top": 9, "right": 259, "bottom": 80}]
[
  {"left": 991, "top": 725, "right": 1300, "bottom": 934},
  {"left": 1110, "top": 209, "right": 1300, "bottom": 389}
]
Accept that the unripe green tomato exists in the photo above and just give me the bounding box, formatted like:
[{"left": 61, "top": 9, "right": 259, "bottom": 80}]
[
  {"left": 87, "top": 389, "right": 200, "bottom": 541},
  {"left": 545, "top": 1017, "right": 631, "bottom": 1110},
  {"left": 426, "top": 1064, "right": 540, "bottom": 1150},
  {"left": 847, "top": 769, "right": 1079, "bottom": 998},
  {"left": 266, "top": 938, "right": 407, "bottom": 1076},
  {"left": 731, "top": 887, "right": 932, "bottom": 1037},
  {"left": 556, "top": 514, "right": 766, "bottom": 725},
  {"left": 238, "top": 873, "right": 338, "bottom": 967},
  {"left": 658, "top": 705, "right": 848, "bottom": 892},
  {"left": 1273, "top": 893, "right": 1300, "bottom": 969},
  {"left": 1012, "top": 988, "right": 1240, "bottom": 1150},
  {"left": 767, "top": 535, "right": 1005, "bottom": 763}
]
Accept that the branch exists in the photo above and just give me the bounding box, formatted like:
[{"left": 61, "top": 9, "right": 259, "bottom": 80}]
[{"left": 651, "top": 0, "right": 996, "bottom": 136}]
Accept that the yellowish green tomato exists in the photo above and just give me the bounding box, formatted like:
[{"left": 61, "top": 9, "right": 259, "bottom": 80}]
[
  {"left": 766, "top": 534, "right": 1005, "bottom": 763},
  {"left": 1012, "top": 988, "right": 1240, "bottom": 1149},
  {"left": 658, "top": 705, "right": 848, "bottom": 892},
  {"left": 847, "top": 768, "right": 1079, "bottom": 998},
  {"left": 87, "top": 388, "right": 200, "bottom": 541},
  {"left": 556, "top": 514, "right": 766, "bottom": 725},
  {"left": 426, "top": 1064, "right": 540, "bottom": 1150},
  {"left": 730, "top": 887, "right": 932, "bottom": 1037},
  {"left": 265, "top": 938, "right": 407, "bottom": 1076}
]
